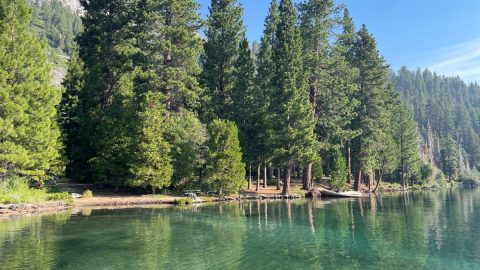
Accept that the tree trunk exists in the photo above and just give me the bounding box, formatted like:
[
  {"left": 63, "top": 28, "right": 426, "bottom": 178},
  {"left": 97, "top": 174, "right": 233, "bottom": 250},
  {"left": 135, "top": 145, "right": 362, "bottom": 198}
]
[
  {"left": 347, "top": 145, "right": 352, "bottom": 184},
  {"left": 256, "top": 163, "right": 260, "bottom": 191},
  {"left": 151, "top": 186, "right": 156, "bottom": 195},
  {"left": 302, "top": 166, "right": 308, "bottom": 190},
  {"left": 114, "top": 185, "right": 119, "bottom": 193},
  {"left": 263, "top": 161, "right": 267, "bottom": 188},
  {"left": 368, "top": 172, "right": 374, "bottom": 193},
  {"left": 248, "top": 164, "right": 252, "bottom": 190},
  {"left": 307, "top": 163, "right": 312, "bottom": 190},
  {"left": 282, "top": 162, "right": 292, "bottom": 195},
  {"left": 277, "top": 168, "right": 281, "bottom": 190},
  {"left": 373, "top": 170, "right": 382, "bottom": 193},
  {"left": 354, "top": 170, "right": 361, "bottom": 191}
]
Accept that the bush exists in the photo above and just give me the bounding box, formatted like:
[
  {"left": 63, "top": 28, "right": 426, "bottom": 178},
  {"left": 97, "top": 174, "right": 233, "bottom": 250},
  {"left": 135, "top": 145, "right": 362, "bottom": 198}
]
[
  {"left": 312, "top": 155, "right": 323, "bottom": 179},
  {"left": 0, "top": 176, "right": 75, "bottom": 205},
  {"left": 47, "top": 193, "right": 74, "bottom": 205},
  {"left": 421, "top": 163, "right": 434, "bottom": 181},
  {"left": 83, "top": 189, "right": 93, "bottom": 198},
  {"left": 458, "top": 170, "right": 480, "bottom": 187},
  {"left": 173, "top": 198, "right": 193, "bottom": 205},
  {"left": 327, "top": 149, "right": 347, "bottom": 192}
]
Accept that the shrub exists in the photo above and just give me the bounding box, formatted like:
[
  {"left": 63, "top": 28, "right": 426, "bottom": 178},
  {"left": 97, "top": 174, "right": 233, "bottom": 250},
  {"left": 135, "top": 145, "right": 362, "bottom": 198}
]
[
  {"left": 47, "top": 193, "right": 73, "bottom": 205},
  {"left": 173, "top": 198, "right": 193, "bottom": 205},
  {"left": 83, "top": 189, "right": 93, "bottom": 198},
  {"left": 420, "top": 163, "right": 434, "bottom": 181},
  {"left": 312, "top": 155, "right": 323, "bottom": 179}
]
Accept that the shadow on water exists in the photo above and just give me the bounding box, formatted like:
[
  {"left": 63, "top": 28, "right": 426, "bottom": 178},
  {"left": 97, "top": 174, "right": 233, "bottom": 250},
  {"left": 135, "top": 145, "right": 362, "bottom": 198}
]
[{"left": 2, "top": 189, "right": 480, "bottom": 269}]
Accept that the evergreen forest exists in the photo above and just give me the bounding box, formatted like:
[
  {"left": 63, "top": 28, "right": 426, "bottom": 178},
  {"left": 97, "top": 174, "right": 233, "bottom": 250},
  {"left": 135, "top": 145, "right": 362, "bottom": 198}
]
[{"left": 1, "top": 0, "right": 477, "bottom": 198}]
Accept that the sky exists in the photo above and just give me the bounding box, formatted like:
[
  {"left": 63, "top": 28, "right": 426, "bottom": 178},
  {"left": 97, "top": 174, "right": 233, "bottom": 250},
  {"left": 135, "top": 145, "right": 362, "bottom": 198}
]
[{"left": 197, "top": 0, "right": 480, "bottom": 82}]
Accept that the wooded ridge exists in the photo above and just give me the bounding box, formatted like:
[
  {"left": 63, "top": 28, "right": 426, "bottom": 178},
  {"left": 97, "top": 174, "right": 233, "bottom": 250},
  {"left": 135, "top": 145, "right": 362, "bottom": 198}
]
[{"left": 1, "top": 0, "right": 474, "bottom": 200}]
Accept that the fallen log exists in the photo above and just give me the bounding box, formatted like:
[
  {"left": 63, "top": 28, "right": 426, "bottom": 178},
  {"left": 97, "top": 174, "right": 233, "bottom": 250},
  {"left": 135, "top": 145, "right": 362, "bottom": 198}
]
[{"left": 318, "top": 188, "right": 365, "bottom": 198}]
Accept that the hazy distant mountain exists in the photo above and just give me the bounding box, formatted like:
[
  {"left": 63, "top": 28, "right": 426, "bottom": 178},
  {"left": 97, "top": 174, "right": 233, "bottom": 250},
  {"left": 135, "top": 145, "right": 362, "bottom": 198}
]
[{"left": 28, "top": 0, "right": 82, "bottom": 85}]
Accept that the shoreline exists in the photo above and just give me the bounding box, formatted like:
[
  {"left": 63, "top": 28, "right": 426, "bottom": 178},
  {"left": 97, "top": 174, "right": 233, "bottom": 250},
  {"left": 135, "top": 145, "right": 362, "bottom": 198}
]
[
  {"left": 0, "top": 184, "right": 449, "bottom": 217},
  {"left": 0, "top": 191, "right": 304, "bottom": 217}
]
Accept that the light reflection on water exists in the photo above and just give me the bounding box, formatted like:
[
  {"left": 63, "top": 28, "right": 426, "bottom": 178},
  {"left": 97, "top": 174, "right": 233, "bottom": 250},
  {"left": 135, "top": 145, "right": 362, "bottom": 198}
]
[{"left": 1, "top": 189, "right": 480, "bottom": 269}]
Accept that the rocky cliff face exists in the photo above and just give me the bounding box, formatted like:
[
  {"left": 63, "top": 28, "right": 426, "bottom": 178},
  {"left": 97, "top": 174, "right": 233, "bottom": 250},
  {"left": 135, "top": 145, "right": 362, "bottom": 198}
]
[
  {"left": 31, "top": 0, "right": 82, "bottom": 13},
  {"left": 58, "top": 0, "right": 83, "bottom": 14}
]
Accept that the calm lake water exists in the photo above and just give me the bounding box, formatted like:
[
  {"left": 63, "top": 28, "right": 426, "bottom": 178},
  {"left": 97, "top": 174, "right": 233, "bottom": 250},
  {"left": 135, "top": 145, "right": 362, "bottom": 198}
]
[{"left": 2, "top": 189, "right": 480, "bottom": 269}]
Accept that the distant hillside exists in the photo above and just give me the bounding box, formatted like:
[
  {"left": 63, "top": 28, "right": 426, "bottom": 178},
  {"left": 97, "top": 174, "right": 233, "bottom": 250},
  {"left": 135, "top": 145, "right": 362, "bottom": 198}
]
[
  {"left": 28, "top": 0, "right": 82, "bottom": 85},
  {"left": 391, "top": 67, "right": 480, "bottom": 179}
]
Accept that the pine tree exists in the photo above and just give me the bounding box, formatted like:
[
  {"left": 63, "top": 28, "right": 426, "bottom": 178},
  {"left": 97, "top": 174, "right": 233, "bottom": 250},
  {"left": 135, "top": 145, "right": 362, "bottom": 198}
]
[
  {"left": 252, "top": 0, "right": 279, "bottom": 189},
  {"left": 350, "top": 25, "right": 390, "bottom": 191},
  {"left": 205, "top": 119, "right": 245, "bottom": 195},
  {"left": 327, "top": 148, "right": 347, "bottom": 192},
  {"left": 89, "top": 74, "right": 136, "bottom": 190},
  {"left": 231, "top": 36, "right": 256, "bottom": 187},
  {"left": 441, "top": 137, "right": 459, "bottom": 182},
  {"left": 298, "top": 0, "right": 333, "bottom": 190},
  {"left": 138, "top": 0, "right": 203, "bottom": 113},
  {"left": 71, "top": 0, "right": 139, "bottom": 182},
  {"left": 129, "top": 92, "right": 173, "bottom": 194},
  {"left": 59, "top": 51, "right": 85, "bottom": 180},
  {"left": 201, "top": 0, "right": 245, "bottom": 120},
  {"left": 271, "top": 0, "right": 316, "bottom": 195},
  {"left": 0, "top": 0, "right": 62, "bottom": 183},
  {"left": 165, "top": 109, "right": 208, "bottom": 189},
  {"left": 337, "top": 8, "right": 355, "bottom": 61},
  {"left": 374, "top": 88, "right": 400, "bottom": 191},
  {"left": 299, "top": 0, "right": 359, "bottom": 189},
  {"left": 392, "top": 95, "right": 421, "bottom": 188}
]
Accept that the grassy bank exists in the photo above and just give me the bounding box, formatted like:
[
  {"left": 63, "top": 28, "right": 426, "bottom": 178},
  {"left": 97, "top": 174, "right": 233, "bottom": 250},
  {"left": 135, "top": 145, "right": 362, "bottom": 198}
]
[{"left": 0, "top": 178, "right": 72, "bottom": 205}]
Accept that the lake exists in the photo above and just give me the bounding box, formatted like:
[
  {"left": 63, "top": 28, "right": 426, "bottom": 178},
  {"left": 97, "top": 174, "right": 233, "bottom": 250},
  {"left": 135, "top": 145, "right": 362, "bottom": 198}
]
[{"left": 2, "top": 188, "right": 480, "bottom": 269}]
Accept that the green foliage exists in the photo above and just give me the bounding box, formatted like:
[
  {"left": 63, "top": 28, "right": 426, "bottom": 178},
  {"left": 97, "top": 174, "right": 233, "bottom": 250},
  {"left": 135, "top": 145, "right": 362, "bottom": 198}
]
[
  {"left": 441, "top": 137, "right": 459, "bottom": 181},
  {"left": 327, "top": 149, "right": 348, "bottom": 191},
  {"left": 392, "top": 67, "right": 480, "bottom": 179},
  {"left": 173, "top": 198, "right": 193, "bottom": 205},
  {"left": 59, "top": 51, "right": 86, "bottom": 180},
  {"left": 0, "top": 0, "right": 62, "bottom": 183},
  {"left": 83, "top": 189, "right": 93, "bottom": 198},
  {"left": 350, "top": 25, "right": 390, "bottom": 177},
  {"left": 458, "top": 169, "right": 480, "bottom": 186},
  {"left": 270, "top": 0, "right": 316, "bottom": 165},
  {"left": 312, "top": 155, "right": 323, "bottom": 179},
  {"left": 138, "top": 0, "right": 203, "bottom": 111},
  {"left": 128, "top": 93, "right": 173, "bottom": 192},
  {"left": 0, "top": 177, "right": 71, "bottom": 204},
  {"left": 205, "top": 120, "right": 245, "bottom": 195},
  {"left": 201, "top": 0, "right": 245, "bottom": 120},
  {"left": 420, "top": 163, "right": 434, "bottom": 181},
  {"left": 46, "top": 192, "right": 73, "bottom": 205},
  {"left": 231, "top": 36, "right": 257, "bottom": 164},
  {"left": 165, "top": 109, "right": 208, "bottom": 188},
  {"left": 392, "top": 94, "right": 421, "bottom": 186},
  {"left": 89, "top": 75, "right": 136, "bottom": 187}
]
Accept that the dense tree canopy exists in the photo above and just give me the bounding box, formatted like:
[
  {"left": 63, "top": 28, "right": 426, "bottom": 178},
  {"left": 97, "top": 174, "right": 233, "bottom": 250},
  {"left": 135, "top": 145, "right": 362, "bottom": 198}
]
[
  {"left": 6, "top": 0, "right": 456, "bottom": 196},
  {"left": 392, "top": 67, "right": 480, "bottom": 181}
]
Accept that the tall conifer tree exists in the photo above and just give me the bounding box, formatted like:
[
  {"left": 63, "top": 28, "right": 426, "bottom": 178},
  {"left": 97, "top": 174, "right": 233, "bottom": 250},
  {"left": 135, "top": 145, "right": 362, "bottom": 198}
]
[
  {"left": 350, "top": 25, "right": 390, "bottom": 190},
  {"left": 0, "top": 0, "right": 61, "bottom": 183},
  {"left": 138, "top": 0, "right": 203, "bottom": 112},
  {"left": 201, "top": 0, "right": 245, "bottom": 120},
  {"left": 271, "top": 0, "right": 316, "bottom": 195}
]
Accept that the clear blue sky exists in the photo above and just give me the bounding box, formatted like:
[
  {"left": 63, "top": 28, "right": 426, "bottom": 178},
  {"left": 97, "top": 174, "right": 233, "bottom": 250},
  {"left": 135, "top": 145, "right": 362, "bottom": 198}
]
[{"left": 197, "top": 0, "right": 480, "bottom": 82}]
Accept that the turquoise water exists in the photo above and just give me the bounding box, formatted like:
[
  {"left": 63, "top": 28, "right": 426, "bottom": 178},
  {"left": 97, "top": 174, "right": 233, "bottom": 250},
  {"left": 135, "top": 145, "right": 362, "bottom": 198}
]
[{"left": 2, "top": 189, "right": 480, "bottom": 269}]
